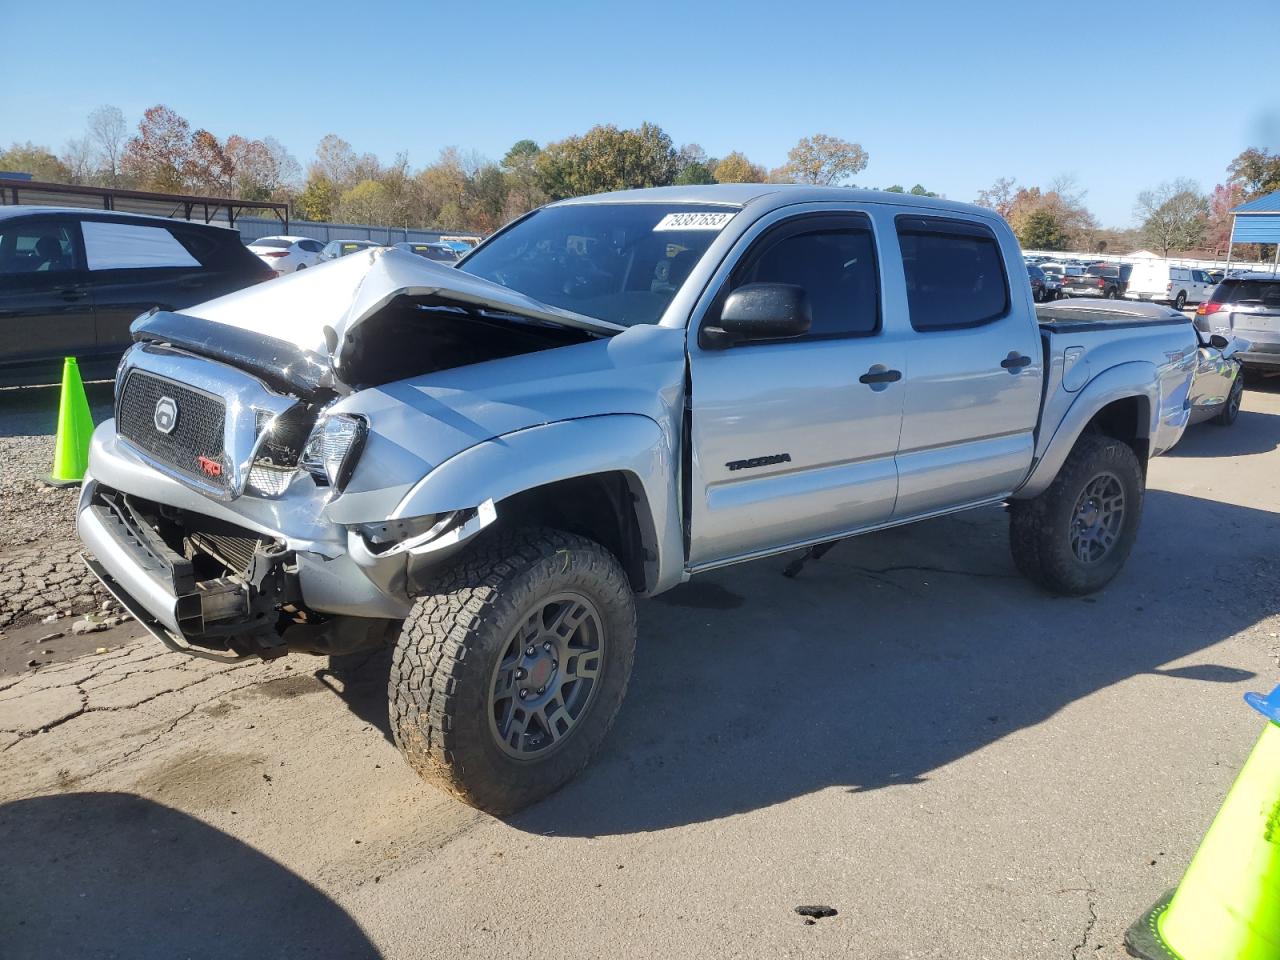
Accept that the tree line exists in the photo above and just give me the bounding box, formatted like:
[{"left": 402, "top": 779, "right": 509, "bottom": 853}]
[
  {"left": 975, "top": 147, "right": 1280, "bottom": 259},
  {"left": 2, "top": 103, "right": 1276, "bottom": 257},
  {"left": 0, "top": 105, "right": 871, "bottom": 234}
]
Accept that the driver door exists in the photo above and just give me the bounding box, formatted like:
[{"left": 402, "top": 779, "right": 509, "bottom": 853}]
[{"left": 686, "top": 211, "right": 906, "bottom": 569}]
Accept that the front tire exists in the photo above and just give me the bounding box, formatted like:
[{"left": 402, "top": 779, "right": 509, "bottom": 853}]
[
  {"left": 389, "top": 528, "right": 636, "bottom": 814},
  {"left": 1214, "top": 375, "right": 1244, "bottom": 426},
  {"left": 1009, "top": 433, "right": 1145, "bottom": 596}
]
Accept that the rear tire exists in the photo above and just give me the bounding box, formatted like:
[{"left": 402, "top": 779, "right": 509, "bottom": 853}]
[
  {"left": 1174, "top": 291, "right": 1186, "bottom": 310},
  {"left": 1009, "top": 433, "right": 1145, "bottom": 596},
  {"left": 1213, "top": 375, "right": 1244, "bottom": 426},
  {"left": 389, "top": 527, "right": 636, "bottom": 814}
]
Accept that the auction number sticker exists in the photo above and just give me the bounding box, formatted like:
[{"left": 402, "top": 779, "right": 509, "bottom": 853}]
[{"left": 653, "top": 212, "right": 736, "bottom": 231}]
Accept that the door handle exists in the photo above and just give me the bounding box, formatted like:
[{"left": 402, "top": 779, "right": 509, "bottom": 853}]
[
  {"left": 54, "top": 287, "right": 86, "bottom": 302},
  {"left": 1001, "top": 352, "right": 1032, "bottom": 370},
  {"left": 859, "top": 366, "right": 902, "bottom": 385}
]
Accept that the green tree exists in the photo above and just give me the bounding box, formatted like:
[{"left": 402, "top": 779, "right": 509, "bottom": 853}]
[
  {"left": 711, "top": 150, "right": 765, "bottom": 183},
  {"left": 297, "top": 172, "right": 337, "bottom": 221},
  {"left": 335, "top": 179, "right": 394, "bottom": 226},
  {"left": 1134, "top": 179, "right": 1209, "bottom": 256},
  {"left": 675, "top": 161, "right": 715, "bottom": 185},
  {"left": 775, "top": 133, "right": 869, "bottom": 185},
  {"left": 1017, "top": 208, "right": 1069, "bottom": 250},
  {"left": 0, "top": 141, "right": 71, "bottom": 182},
  {"left": 535, "top": 122, "right": 678, "bottom": 200}
]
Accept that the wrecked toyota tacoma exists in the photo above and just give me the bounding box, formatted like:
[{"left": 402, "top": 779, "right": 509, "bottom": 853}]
[{"left": 78, "top": 185, "right": 1199, "bottom": 812}]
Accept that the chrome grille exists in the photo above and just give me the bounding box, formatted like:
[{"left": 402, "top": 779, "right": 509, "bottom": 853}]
[{"left": 117, "top": 371, "right": 228, "bottom": 489}]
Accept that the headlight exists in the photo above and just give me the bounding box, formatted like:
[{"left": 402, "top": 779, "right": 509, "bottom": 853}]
[{"left": 300, "top": 413, "right": 367, "bottom": 491}]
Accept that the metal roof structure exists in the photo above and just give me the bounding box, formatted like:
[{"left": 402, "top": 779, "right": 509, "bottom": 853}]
[
  {"left": 1226, "top": 190, "right": 1280, "bottom": 273},
  {"left": 0, "top": 176, "right": 288, "bottom": 230}
]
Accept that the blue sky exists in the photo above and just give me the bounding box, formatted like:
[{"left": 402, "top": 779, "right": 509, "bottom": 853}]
[{"left": 3, "top": 0, "right": 1277, "bottom": 226}]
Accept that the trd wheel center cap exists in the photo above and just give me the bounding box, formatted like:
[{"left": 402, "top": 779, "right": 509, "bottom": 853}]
[
  {"left": 525, "top": 655, "right": 555, "bottom": 692},
  {"left": 1079, "top": 500, "right": 1100, "bottom": 526}
]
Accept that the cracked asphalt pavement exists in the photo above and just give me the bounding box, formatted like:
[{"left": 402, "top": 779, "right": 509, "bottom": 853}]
[{"left": 2, "top": 385, "right": 1279, "bottom": 959}]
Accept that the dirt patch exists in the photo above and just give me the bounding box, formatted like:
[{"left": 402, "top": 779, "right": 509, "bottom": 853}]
[
  {"left": 252, "top": 673, "right": 326, "bottom": 700},
  {"left": 130, "top": 750, "right": 265, "bottom": 809}
]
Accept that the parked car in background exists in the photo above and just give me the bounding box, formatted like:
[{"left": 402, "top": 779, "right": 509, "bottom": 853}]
[
  {"left": 81, "top": 185, "right": 1199, "bottom": 813},
  {"left": 391, "top": 241, "right": 460, "bottom": 263},
  {"left": 247, "top": 236, "right": 325, "bottom": 274},
  {"left": 1188, "top": 326, "right": 1246, "bottom": 426},
  {"left": 1062, "top": 263, "right": 1132, "bottom": 299},
  {"left": 1125, "top": 262, "right": 1214, "bottom": 309},
  {"left": 0, "top": 206, "right": 272, "bottom": 385},
  {"left": 1195, "top": 273, "right": 1280, "bottom": 373},
  {"left": 1027, "top": 264, "right": 1052, "bottom": 302},
  {"left": 319, "top": 239, "right": 383, "bottom": 262}
]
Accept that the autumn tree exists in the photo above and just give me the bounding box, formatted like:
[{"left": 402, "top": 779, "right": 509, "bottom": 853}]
[
  {"left": 1134, "top": 179, "right": 1209, "bottom": 256},
  {"left": 774, "top": 133, "right": 868, "bottom": 185},
  {"left": 298, "top": 172, "right": 336, "bottom": 221},
  {"left": 885, "top": 184, "right": 938, "bottom": 197},
  {"left": 711, "top": 151, "right": 765, "bottom": 184},
  {"left": 60, "top": 137, "right": 95, "bottom": 184},
  {"left": 122, "top": 105, "right": 193, "bottom": 192},
  {"left": 0, "top": 142, "right": 71, "bottom": 182},
  {"left": 975, "top": 176, "right": 1019, "bottom": 218},
  {"left": 1206, "top": 183, "right": 1245, "bottom": 256},
  {"left": 535, "top": 123, "right": 678, "bottom": 200},
  {"left": 1227, "top": 147, "right": 1280, "bottom": 200}
]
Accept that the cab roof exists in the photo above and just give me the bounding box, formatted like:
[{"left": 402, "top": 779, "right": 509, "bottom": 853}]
[{"left": 549, "top": 183, "right": 997, "bottom": 220}]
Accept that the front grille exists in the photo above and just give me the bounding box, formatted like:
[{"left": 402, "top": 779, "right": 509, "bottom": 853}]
[{"left": 117, "top": 371, "right": 228, "bottom": 489}]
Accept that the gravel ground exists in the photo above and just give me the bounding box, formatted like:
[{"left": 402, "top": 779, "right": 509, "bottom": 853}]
[{"left": 0, "top": 435, "right": 110, "bottom": 629}]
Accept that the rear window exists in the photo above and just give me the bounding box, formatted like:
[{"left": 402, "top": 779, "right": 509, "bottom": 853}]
[
  {"left": 896, "top": 216, "right": 1009, "bottom": 330},
  {"left": 1086, "top": 265, "right": 1119, "bottom": 278},
  {"left": 1215, "top": 278, "right": 1280, "bottom": 306},
  {"left": 81, "top": 221, "right": 200, "bottom": 270},
  {"left": 252, "top": 238, "right": 292, "bottom": 249}
]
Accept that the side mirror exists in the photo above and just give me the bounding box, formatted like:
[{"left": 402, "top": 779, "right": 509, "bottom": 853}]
[
  {"left": 1209, "top": 334, "right": 1230, "bottom": 350},
  {"left": 702, "top": 283, "right": 812, "bottom": 349}
]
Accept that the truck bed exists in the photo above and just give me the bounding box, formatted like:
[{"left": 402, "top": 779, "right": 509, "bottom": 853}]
[{"left": 1035, "top": 299, "right": 1188, "bottom": 333}]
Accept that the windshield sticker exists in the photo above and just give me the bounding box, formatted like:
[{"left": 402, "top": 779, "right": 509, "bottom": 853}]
[{"left": 653, "top": 212, "right": 735, "bottom": 232}]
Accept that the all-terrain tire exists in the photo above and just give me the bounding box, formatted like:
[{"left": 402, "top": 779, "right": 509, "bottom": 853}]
[
  {"left": 389, "top": 527, "right": 636, "bottom": 814},
  {"left": 1213, "top": 375, "right": 1244, "bottom": 426},
  {"left": 1009, "top": 433, "right": 1145, "bottom": 596}
]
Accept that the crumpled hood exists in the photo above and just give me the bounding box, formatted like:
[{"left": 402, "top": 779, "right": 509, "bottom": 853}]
[{"left": 185, "top": 247, "right": 625, "bottom": 359}]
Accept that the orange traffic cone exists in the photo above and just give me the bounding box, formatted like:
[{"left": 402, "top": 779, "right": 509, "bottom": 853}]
[
  {"left": 1125, "top": 684, "right": 1280, "bottom": 959},
  {"left": 45, "top": 357, "right": 94, "bottom": 487}
]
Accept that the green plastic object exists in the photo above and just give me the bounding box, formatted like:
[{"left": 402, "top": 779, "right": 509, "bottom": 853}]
[
  {"left": 46, "top": 357, "right": 93, "bottom": 487},
  {"left": 1126, "top": 709, "right": 1280, "bottom": 960}
]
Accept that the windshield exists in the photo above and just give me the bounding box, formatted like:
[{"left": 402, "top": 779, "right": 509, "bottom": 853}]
[{"left": 459, "top": 203, "right": 736, "bottom": 327}]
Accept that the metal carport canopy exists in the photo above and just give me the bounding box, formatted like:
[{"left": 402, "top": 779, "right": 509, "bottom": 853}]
[{"left": 1230, "top": 191, "right": 1280, "bottom": 244}]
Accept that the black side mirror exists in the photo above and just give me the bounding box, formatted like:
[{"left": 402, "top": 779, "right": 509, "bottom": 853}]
[
  {"left": 702, "top": 283, "right": 812, "bottom": 349},
  {"left": 1209, "top": 334, "right": 1230, "bottom": 350}
]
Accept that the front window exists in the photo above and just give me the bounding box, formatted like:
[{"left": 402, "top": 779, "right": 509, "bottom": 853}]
[{"left": 459, "top": 203, "right": 737, "bottom": 327}]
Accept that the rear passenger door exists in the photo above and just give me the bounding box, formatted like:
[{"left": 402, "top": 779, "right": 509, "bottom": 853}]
[
  {"left": 688, "top": 210, "right": 906, "bottom": 567},
  {"left": 82, "top": 219, "right": 209, "bottom": 353},
  {"left": 891, "top": 214, "right": 1042, "bottom": 519},
  {"left": 0, "top": 217, "right": 96, "bottom": 368}
]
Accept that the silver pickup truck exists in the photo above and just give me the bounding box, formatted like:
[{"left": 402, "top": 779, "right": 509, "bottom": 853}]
[{"left": 77, "top": 185, "right": 1199, "bottom": 812}]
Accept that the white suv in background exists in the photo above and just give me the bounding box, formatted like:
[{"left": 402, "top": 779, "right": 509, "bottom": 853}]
[
  {"left": 246, "top": 236, "right": 325, "bottom": 275},
  {"left": 1125, "top": 262, "right": 1215, "bottom": 310}
]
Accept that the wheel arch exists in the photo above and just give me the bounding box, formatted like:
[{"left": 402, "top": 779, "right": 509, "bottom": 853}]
[
  {"left": 390, "top": 415, "right": 681, "bottom": 595},
  {"left": 1015, "top": 363, "right": 1157, "bottom": 499}
]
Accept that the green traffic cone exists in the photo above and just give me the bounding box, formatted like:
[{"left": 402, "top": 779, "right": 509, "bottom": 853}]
[
  {"left": 1125, "top": 685, "right": 1280, "bottom": 960},
  {"left": 45, "top": 357, "right": 94, "bottom": 487}
]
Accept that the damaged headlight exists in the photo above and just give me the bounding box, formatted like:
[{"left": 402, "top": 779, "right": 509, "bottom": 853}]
[{"left": 301, "top": 413, "right": 367, "bottom": 492}]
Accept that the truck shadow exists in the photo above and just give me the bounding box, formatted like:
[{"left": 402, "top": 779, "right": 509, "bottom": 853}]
[
  {"left": 1166, "top": 404, "right": 1280, "bottom": 458},
  {"left": 0, "top": 792, "right": 381, "bottom": 959},
  {"left": 509, "top": 488, "right": 1278, "bottom": 837}
]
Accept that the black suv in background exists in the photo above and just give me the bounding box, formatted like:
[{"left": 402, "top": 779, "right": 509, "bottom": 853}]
[
  {"left": 0, "top": 207, "right": 273, "bottom": 385},
  {"left": 1062, "top": 263, "right": 1133, "bottom": 299}
]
